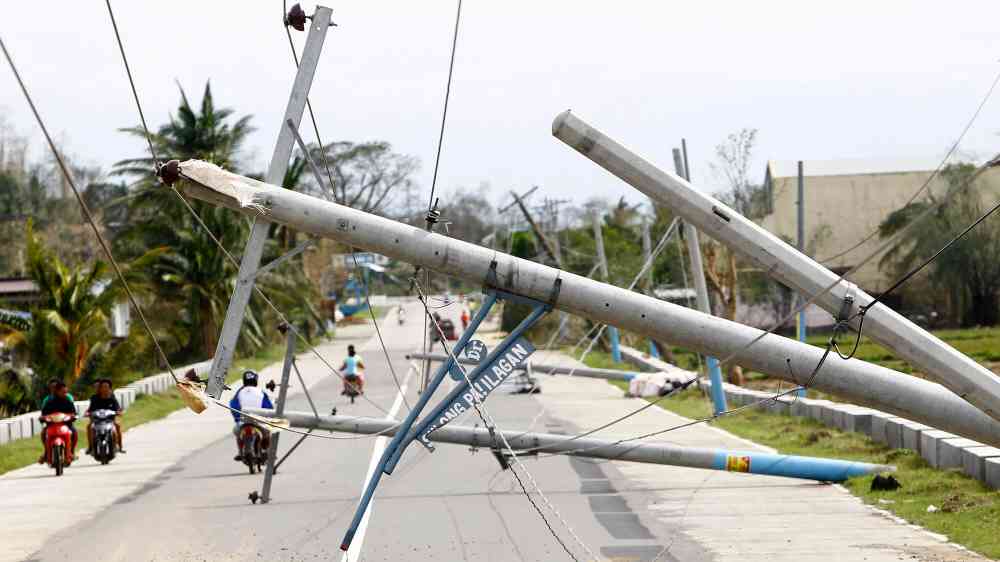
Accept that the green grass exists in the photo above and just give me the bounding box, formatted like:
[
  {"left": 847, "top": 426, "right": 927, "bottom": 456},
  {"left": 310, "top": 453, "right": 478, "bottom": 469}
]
[
  {"left": 0, "top": 341, "right": 291, "bottom": 477},
  {"left": 596, "top": 368, "right": 1000, "bottom": 558}
]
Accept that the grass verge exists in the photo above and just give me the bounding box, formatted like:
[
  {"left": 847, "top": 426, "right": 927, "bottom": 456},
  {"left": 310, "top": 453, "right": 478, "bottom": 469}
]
[
  {"left": 0, "top": 341, "right": 292, "bottom": 477},
  {"left": 579, "top": 348, "right": 1000, "bottom": 559}
]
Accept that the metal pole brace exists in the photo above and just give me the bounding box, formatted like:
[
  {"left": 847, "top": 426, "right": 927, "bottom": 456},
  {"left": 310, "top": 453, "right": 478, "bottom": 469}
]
[
  {"left": 483, "top": 258, "right": 562, "bottom": 309},
  {"left": 339, "top": 276, "right": 558, "bottom": 551}
]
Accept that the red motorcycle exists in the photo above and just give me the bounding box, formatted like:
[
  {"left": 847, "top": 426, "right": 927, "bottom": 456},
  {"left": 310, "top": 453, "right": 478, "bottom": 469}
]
[
  {"left": 238, "top": 422, "right": 267, "bottom": 474},
  {"left": 41, "top": 412, "right": 76, "bottom": 476}
]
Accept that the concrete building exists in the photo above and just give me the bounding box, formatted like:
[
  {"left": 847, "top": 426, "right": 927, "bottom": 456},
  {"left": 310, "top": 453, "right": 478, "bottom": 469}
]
[{"left": 759, "top": 158, "right": 1000, "bottom": 294}]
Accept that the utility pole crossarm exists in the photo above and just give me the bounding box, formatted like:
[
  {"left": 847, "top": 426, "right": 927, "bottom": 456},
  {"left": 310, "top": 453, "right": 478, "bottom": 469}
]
[
  {"left": 551, "top": 110, "right": 1000, "bottom": 422},
  {"left": 176, "top": 159, "right": 1000, "bottom": 448}
]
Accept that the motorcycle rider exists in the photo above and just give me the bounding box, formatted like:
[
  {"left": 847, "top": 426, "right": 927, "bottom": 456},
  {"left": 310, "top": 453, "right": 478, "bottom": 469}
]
[
  {"left": 228, "top": 370, "right": 273, "bottom": 461},
  {"left": 396, "top": 306, "right": 406, "bottom": 325},
  {"left": 39, "top": 381, "right": 78, "bottom": 462},
  {"left": 39, "top": 378, "right": 74, "bottom": 455},
  {"left": 339, "top": 345, "right": 365, "bottom": 395},
  {"left": 85, "top": 379, "right": 124, "bottom": 455}
]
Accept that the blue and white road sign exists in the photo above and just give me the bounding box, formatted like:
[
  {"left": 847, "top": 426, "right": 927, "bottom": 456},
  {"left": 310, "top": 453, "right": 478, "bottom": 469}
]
[
  {"left": 450, "top": 339, "right": 489, "bottom": 380},
  {"left": 420, "top": 336, "right": 535, "bottom": 445}
]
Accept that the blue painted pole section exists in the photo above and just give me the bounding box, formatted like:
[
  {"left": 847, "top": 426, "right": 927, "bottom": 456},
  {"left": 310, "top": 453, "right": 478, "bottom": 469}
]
[
  {"left": 706, "top": 357, "right": 727, "bottom": 415},
  {"left": 797, "top": 306, "right": 808, "bottom": 397},
  {"left": 648, "top": 340, "right": 660, "bottom": 359},
  {"left": 340, "top": 294, "right": 498, "bottom": 552},
  {"left": 609, "top": 326, "right": 622, "bottom": 362},
  {"left": 711, "top": 449, "right": 883, "bottom": 482}
]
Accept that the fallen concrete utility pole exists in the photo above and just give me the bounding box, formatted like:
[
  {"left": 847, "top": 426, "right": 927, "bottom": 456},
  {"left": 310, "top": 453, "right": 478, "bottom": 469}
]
[
  {"left": 407, "top": 352, "right": 659, "bottom": 382},
  {"left": 247, "top": 408, "right": 891, "bottom": 481},
  {"left": 551, "top": 110, "right": 1000, "bottom": 422},
  {"left": 174, "top": 160, "right": 1000, "bottom": 448}
]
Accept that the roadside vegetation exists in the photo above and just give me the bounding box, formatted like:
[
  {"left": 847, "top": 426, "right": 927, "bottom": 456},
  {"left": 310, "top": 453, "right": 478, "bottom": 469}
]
[{"left": 581, "top": 349, "right": 1000, "bottom": 559}]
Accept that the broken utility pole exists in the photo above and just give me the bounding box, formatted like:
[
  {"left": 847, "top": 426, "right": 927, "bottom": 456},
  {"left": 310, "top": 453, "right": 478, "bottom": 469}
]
[
  {"left": 173, "top": 159, "right": 1000, "bottom": 449},
  {"left": 248, "top": 408, "right": 892, "bottom": 482},
  {"left": 552, "top": 110, "right": 1000, "bottom": 423},
  {"left": 205, "top": 5, "right": 333, "bottom": 398}
]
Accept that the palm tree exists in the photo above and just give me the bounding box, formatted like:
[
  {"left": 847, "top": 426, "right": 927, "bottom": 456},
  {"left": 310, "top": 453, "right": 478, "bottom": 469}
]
[{"left": 2, "top": 221, "right": 158, "bottom": 390}]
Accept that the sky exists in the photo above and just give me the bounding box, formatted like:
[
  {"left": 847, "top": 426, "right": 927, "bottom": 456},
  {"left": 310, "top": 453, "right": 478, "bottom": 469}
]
[{"left": 2, "top": 1, "right": 1000, "bottom": 210}]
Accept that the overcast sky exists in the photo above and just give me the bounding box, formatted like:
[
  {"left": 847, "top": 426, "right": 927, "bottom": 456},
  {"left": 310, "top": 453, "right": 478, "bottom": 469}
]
[{"left": 2, "top": 1, "right": 1000, "bottom": 209}]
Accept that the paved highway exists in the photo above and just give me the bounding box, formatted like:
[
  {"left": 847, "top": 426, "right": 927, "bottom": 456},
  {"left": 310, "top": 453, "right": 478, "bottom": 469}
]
[
  {"left": 23, "top": 301, "right": 700, "bottom": 561},
  {"left": 7, "top": 300, "right": 978, "bottom": 561}
]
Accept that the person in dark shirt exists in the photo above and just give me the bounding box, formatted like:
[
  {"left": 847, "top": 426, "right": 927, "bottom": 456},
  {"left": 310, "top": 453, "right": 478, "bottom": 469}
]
[
  {"left": 39, "top": 381, "right": 78, "bottom": 462},
  {"left": 85, "top": 379, "right": 124, "bottom": 454}
]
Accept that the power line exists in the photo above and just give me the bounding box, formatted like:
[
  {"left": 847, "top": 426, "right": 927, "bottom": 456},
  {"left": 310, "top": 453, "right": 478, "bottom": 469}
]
[
  {"left": 426, "top": 0, "right": 463, "bottom": 214},
  {"left": 412, "top": 280, "right": 595, "bottom": 561},
  {"left": 818, "top": 67, "right": 1000, "bottom": 264},
  {"left": 0, "top": 30, "right": 179, "bottom": 383}
]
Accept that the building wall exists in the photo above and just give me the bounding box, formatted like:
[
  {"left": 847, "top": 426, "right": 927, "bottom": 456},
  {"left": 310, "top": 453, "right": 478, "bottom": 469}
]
[{"left": 759, "top": 168, "right": 1000, "bottom": 293}]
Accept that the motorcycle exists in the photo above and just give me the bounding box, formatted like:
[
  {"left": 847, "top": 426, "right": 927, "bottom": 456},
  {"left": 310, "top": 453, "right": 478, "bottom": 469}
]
[
  {"left": 41, "top": 412, "right": 75, "bottom": 476},
  {"left": 238, "top": 422, "right": 267, "bottom": 474},
  {"left": 397, "top": 308, "right": 406, "bottom": 325},
  {"left": 341, "top": 373, "right": 362, "bottom": 404},
  {"left": 90, "top": 409, "right": 118, "bottom": 465}
]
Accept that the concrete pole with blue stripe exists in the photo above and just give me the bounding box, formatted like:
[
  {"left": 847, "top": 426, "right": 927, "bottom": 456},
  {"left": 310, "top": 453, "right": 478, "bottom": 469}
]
[
  {"left": 266, "top": 409, "right": 894, "bottom": 483},
  {"left": 592, "top": 209, "right": 622, "bottom": 363},
  {"left": 641, "top": 221, "right": 661, "bottom": 359},
  {"left": 673, "top": 145, "right": 728, "bottom": 415},
  {"left": 796, "top": 160, "right": 808, "bottom": 397}
]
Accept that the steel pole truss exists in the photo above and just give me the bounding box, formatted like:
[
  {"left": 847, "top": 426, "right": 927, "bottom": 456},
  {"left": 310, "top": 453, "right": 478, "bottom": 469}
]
[
  {"left": 248, "top": 408, "right": 892, "bottom": 481},
  {"left": 259, "top": 328, "right": 296, "bottom": 503},
  {"left": 175, "top": 159, "right": 1000, "bottom": 448},
  {"left": 552, "top": 110, "right": 1000, "bottom": 422},
  {"left": 204, "top": 5, "right": 333, "bottom": 398}
]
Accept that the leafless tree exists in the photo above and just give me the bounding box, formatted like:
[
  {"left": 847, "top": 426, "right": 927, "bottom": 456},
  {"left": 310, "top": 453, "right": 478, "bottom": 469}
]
[{"left": 304, "top": 141, "right": 419, "bottom": 214}]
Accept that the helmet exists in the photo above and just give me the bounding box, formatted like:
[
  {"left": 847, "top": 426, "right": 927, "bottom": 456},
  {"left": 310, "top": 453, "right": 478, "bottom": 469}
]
[{"left": 242, "top": 370, "right": 259, "bottom": 386}]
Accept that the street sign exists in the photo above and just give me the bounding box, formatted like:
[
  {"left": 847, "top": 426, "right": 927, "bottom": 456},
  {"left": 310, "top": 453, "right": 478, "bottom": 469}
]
[
  {"left": 450, "top": 339, "right": 489, "bottom": 380},
  {"left": 419, "top": 336, "right": 536, "bottom": 445}
]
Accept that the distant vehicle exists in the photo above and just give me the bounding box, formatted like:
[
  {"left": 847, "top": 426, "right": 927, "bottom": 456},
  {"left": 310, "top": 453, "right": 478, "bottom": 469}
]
[
  {"left": 89, "top": 409, "right": 118, "bottom": 465},
  {"left": 238, "top": 423, "right": 267, "bottom": 474},
  {"left": 41, "top": 412, "right": 75, "bottom": 476}
]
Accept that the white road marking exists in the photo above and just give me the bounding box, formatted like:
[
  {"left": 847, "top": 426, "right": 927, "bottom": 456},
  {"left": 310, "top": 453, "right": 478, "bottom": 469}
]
[{"left": 342, "top": 365, "right": 413, "bottom": 562}]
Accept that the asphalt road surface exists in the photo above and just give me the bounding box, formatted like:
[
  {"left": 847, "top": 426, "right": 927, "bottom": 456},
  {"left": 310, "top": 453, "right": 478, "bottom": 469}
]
[{"left": 28, "top": 301, "right": 700, "bottom": 562}]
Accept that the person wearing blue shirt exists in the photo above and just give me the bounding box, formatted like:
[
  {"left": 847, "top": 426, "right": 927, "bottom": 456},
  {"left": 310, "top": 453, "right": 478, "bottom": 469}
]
[{"left": 229, "top": 370, "right": 273, "bottom": 461}]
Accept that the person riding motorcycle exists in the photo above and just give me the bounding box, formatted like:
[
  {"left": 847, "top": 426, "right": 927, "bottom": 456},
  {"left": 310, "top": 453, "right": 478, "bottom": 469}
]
[
  {"left": 228, "top": 370, "right": 273, "bottom": 461},
  {"left": 339, "top": 345, "right": 365, "bottom": 395},
  {"left": 85, "top": 379, "right": 124, "bottom": 455},
  {"left": 396, "top": 306, "right": 406, "bottom": 325},
  {"left": 39, "top": 378, "right": 74, "bottom": 457},
  {"left": 39, "top": 381, "right": 78, "bottom": 462}
]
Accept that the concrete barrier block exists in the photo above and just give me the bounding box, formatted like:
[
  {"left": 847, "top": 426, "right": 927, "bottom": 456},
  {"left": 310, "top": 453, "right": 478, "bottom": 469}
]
[
  {"left": 869, "top": 414, "right": 891, "bottom": 445},
  {"left": 805, "top": 400, "right": 833, "bottom": 422},
  {"left": 986, "top": 458, "right": 1000, "bottom": 489},
  {"left": 939, "top": 438, "right": 982, "bottom": 469},
  {"left": 0, "top": 421, "right": 10, "bottom": 444},
  {"left": 882, "top": 418, "right": 906, "bottom": 449},
  {"left": 920, "top": 430, "right": 957, "bottom": 467},
  {"left": 900, "top": 421, "right": 931, "bottom": 453},
  {"left": 789, "top": 399, "right": 811, "bottom": 418},
  {"left": 819, "top": 404, "right": 841, "bottom": 428},
  {"left": 8, "top": 419, "right": 23, "bottom": 441},
  {"left": 19, "top": 415, "right": 34, "bottom": 437},
  {"left": 961, "top": 446, "right": 1000, "bottom": 481},
  {"left": 837, "top": 406, "right": 873, "bottom": 434}
]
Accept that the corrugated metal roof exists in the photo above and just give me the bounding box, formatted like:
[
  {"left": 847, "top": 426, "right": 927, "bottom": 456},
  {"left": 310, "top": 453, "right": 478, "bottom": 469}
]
[{"left": 767, "top": 157, "right": 944, "bottom": 179}]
